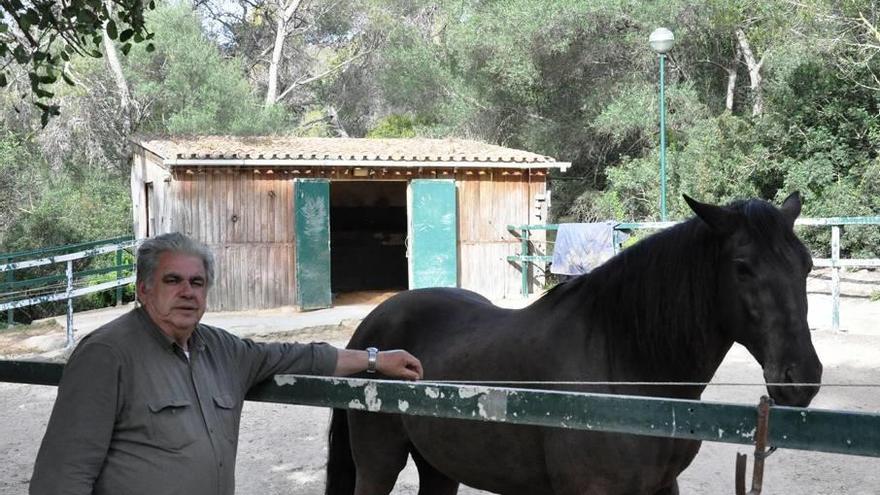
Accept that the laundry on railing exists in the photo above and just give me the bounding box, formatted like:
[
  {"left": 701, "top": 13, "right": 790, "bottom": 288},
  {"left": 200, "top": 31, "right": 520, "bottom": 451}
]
[{"left": 550, "top": 221, "right": 622, "bottom": 276}]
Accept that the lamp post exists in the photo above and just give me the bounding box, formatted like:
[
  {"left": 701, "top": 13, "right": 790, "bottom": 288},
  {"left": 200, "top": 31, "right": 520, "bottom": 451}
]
[{"left": 649, "top": 27, "right": 674, "bottom": 221}]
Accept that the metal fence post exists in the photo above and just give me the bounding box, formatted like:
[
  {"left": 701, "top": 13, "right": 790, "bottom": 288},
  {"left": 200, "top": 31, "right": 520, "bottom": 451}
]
[
  {"left": 65, "top": 260, "right": 74, "bottom": 348},
  {"left": 115, "top": 248, "right": 123, "bottom": 306},
  {"left": 4, "top": 257, "right": 12, "bottom": 326},
  {"left": 831, "top": 226, "right": 841, "bottom": 333},
  {"left": 521, "top": 227, "right": 530, "bottom": 297}
]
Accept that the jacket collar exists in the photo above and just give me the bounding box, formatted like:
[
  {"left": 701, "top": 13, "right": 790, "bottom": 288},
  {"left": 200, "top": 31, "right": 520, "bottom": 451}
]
[{"left": 135, "top": 306, "right": 207, "bottom": 354}]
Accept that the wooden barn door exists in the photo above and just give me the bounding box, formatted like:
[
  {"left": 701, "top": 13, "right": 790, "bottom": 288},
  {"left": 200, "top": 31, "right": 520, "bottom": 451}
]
[
  {"left": 294, "top": 179, "right": 332, "bottom": 310},
  {"left": 408, "top": 179, "right": 458, "bottom": 289}
]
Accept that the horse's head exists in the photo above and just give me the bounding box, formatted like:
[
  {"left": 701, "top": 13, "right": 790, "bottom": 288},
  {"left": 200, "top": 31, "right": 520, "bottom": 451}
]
[{"left": 684, "top": 192, "right": 822, "bottom": 407}]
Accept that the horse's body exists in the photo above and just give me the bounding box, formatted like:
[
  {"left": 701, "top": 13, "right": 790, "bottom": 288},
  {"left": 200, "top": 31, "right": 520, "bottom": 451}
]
[{"left": 326, "top": 194, "right": 822, "bottom": 495}]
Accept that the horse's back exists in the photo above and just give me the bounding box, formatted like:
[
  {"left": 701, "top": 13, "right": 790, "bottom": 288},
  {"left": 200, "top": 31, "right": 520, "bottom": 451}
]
[{"left": 347, "top": 287, "right": 505, "bottom": 349}]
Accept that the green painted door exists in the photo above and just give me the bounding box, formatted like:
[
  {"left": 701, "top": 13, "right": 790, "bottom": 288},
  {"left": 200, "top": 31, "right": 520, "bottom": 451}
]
[
  {"left": 408, "top": 179, "right": 458, "bottom": 289},
  {"left": 294, "top": 179, "right": 331, "bottom": 310}
]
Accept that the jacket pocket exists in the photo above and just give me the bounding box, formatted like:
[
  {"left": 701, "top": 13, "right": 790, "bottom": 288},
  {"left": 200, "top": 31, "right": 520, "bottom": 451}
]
[
  {"left": 212, "top": 393, "right": 240, "bottom": 444},
  {"left": 148, "top": 398, "right": 197, "bottom": 450}
]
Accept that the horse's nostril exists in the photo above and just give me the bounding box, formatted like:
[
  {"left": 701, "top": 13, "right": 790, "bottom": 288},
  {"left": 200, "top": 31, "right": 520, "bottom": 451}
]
[{"left": 784, "top": 367, "right": 796, "bottom": 383}]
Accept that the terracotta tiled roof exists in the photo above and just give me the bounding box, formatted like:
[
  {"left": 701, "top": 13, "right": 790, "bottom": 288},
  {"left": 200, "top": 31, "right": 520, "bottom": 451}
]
[{"left": 132, "top": 136, "right": 566, "bottom": 167}]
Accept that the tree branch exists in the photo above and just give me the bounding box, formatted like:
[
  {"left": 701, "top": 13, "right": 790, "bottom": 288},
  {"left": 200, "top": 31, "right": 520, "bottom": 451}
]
[{"left": 275, "top": 50, "right": 369, "bottom": 102}]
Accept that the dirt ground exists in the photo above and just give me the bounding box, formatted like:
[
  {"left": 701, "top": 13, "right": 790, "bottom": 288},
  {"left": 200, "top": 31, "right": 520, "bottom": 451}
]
[{"left": 2, "top": 273, "right": 880, "bottom": 494}]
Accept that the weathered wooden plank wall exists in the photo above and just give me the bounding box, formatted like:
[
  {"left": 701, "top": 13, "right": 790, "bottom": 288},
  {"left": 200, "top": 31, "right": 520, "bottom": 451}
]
[
  {"left": 456, "top": 170, "right": 545, "bottom": 299},
  {"left": 170, "top": 170, "right": 296, "bottom": 311}
]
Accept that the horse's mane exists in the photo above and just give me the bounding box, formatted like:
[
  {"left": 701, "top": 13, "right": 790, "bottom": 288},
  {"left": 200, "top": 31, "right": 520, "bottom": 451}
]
[{"left": 537, "top": 199, "right": 798, "bottom": 377}]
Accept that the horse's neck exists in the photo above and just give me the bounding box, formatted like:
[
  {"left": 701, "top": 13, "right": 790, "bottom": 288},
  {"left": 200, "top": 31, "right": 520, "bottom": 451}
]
[{"left": 576, "top": 224, "right": 735, "bottom": 384}]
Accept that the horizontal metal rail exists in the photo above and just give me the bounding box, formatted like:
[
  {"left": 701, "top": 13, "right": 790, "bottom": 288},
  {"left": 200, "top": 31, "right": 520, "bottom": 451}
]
[
  {"left": 0, "top": 236, "right": 134, "bottom": 262},
  {"left": 796, "top": 217, "right": 880, "bottom": 226},
  {"left": 0, "top": 240, "right": 137, "bottom": 272},
  {"left": 2, "top": 360, "right": 879, "bottom": 458},
  {"left": 614, "top": 221, "right": 680, "bottom": 230},
  {"left": 0, "top": 276, "right": 135, "bottom": 312},
  {"left": 813, "top": 259, "right": 880, "bottom": 268},
  {"left": 0, "top": 264, "right": 135, "bottom": 292}
]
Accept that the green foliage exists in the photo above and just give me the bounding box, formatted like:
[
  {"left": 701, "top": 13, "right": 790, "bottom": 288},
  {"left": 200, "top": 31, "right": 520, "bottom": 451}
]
[
  {"left": 125, "top": 3, "right": 291, "bottom": 135},
  {"left": 1, "top": 166, "right": 131, "bottom": 253},
  {"left": 0, "top": 0, "right": 155, "bottom": 125},
  {"left": 367, "top": 115, "right": 417, "bottom": 138},
  {"left": 76, "top": 252, "right": 137, "bottom": 310},
  {"left": 366, "top": 114, "right": 439, "bottom": 138},
  {"left": 0, "top": 131, "right": 44, "bottom": 235},
  {"left": 581, "top": 103, "right": 766, "bottom": 221},
  {"left": 766, "top": 57, "right": 880, "bottom": 258},
  {"left": 292, "top": 109, "right": 334, "bottom": 137}
]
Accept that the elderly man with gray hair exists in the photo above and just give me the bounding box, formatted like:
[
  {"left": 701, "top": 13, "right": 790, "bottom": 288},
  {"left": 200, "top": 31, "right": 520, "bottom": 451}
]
[{"left": 30, "top": 232, "right": 423, "bottom": 495}]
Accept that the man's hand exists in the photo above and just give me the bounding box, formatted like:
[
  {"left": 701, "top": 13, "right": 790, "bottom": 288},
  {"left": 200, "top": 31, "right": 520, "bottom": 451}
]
[{"left": 377, "top": 350, "right": 423, "bottom": 381}]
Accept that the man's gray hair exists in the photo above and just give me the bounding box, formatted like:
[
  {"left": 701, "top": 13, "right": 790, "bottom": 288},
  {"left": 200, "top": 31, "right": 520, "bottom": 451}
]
[{"left": 136, "top": 233, "right": 215, "bottom": 288}]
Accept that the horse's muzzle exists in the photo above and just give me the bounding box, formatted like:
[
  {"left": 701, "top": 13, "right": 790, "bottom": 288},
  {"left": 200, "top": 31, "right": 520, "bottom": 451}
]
[{"left": 765, "top": 361, "right": 822, "bottom": 407}]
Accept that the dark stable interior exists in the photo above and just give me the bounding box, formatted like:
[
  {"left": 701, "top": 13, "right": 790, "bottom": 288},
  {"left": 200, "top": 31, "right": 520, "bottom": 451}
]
[{"left": 330, "top": 181, "right": 408, "bottom": 292}]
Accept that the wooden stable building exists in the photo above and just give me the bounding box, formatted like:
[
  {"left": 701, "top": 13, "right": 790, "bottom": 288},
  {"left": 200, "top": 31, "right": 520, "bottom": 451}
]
[{"left": 129, "top": 137, "right": 569, "bottom": 310}]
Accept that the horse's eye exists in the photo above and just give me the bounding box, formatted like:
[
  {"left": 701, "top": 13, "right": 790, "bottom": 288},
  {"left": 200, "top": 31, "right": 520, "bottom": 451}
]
[{"left": 733, "top": 260, "right": 754, "bottom": 280}]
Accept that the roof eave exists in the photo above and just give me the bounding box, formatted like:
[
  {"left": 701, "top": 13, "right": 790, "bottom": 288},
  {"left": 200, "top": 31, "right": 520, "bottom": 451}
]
[{"left": 164, "top": 158, "right": 571, "bottom": 171}]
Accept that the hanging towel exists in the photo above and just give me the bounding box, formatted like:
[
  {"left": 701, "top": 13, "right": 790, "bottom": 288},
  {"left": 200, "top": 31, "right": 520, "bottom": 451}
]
[{"left": 550, "top": 221, "right": 619, "bottom": 276}]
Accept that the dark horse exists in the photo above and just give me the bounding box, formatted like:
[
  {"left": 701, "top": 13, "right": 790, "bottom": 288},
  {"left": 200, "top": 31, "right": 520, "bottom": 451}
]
[{"left": 326, "top": 193, "right": 822, "bottom": 495}]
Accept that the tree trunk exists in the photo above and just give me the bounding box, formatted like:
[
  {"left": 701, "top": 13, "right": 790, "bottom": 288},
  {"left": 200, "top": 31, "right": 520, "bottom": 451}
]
[
  {"left": 265, "top": 0, "right": 302, "bottom": 107},
  {"left": 726, "top": 45, "right": 742, "bottom": 112},
  {"left": 327, "top": 106, "right": 349, "bottom": 137},
  {"left": 735, "top": 28, "right": 764, "bottom": 116},
  {"left": 102, "top": 1, "right": 133, "bottom": 130}
]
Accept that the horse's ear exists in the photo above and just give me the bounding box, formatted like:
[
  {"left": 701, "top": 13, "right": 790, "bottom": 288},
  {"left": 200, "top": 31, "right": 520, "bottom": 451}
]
[
  {"left": 683, "top": 194, "right": 737, "bottom": 235},
  {"left": 779, "top": 191, "right": 802, "bottom": 228}
]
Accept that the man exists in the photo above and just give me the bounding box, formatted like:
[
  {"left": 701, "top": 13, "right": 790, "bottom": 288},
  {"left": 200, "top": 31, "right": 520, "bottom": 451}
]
[{"left": 30, "top": 232, "right": 422, "bottom": 495}]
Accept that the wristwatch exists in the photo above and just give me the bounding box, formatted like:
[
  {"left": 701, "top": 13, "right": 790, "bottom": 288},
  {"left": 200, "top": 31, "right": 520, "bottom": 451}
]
[{"left": 366, "top": 347, "right": 379, "bottom": 374}]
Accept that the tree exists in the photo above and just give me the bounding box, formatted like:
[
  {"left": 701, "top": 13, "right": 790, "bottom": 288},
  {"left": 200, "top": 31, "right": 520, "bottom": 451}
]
[
  {"left": 195, "top": 0, "right": 370, "bottom": 130},
  {"left": 795, "top": 1, "right": 880, "bottom": 93},
  {"left": 124, "top": 3, "right": 291, "bottom": 135},
  {"left": 0, "top": 0, "right": 155, "bottom": 124},
  {"left": 0, "top": 131, "right": 44, "bottom": 238}
]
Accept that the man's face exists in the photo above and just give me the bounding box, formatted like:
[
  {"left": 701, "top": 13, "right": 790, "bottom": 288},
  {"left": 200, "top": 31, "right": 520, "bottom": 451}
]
[{"left": 137, "top": 252, "right": 208, "bottom": 341}]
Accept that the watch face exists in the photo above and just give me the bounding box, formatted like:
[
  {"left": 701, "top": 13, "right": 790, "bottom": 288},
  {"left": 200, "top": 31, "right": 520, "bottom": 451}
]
[{"left": 367, "top": 347, "right": 378, "bottom": 372}]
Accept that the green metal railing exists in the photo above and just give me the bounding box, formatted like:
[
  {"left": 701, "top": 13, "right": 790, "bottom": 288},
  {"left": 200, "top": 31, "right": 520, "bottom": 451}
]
[
  {"left": 0, "top": 236, "right": 134, "bottom": 262},
  {"left": 507, "top": 217, "right": 880, "bottom": 332},
  {"left": 1, "top": 360, "right": 879, "bottom": 459},
  {"left": 1, "top": 237, "right": 137, "bottom": 344}
]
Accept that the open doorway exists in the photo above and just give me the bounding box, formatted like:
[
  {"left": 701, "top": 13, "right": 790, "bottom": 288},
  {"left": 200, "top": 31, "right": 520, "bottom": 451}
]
[{"left": 330, "top": 181, "right": 408, "bottom": 295}]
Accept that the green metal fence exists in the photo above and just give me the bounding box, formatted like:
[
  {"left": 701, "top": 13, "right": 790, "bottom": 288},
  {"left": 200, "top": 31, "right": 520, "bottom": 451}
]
[
  {"left": 0, "top": 237, "right": 137, "bottom": 344},
  {"left": 507, "top": 217, "right": 880, "bottom": 332},
  {"left": 1, "top": 360, "right": 879, "bottom": 459}
]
